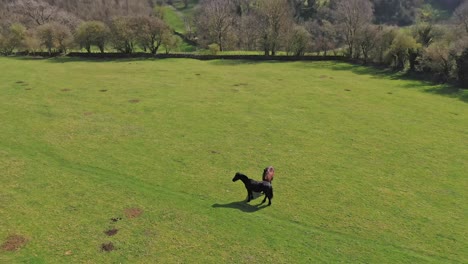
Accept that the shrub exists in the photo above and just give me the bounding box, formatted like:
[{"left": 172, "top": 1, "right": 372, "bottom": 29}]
[
  {"left": 36, "top": 22, "right": 72, "bottom": 54},
  {"left": 419, "top": 41, "right": 454, "bottom": 82},
  {"left": 0, "top": 23, "right": 27, "bottom": 55},
  {"left": 208, "top": 43, "right": 220, "bottom": 55},
  {"left": 75, "top": 21, "right": 110, "bottom": 53}
]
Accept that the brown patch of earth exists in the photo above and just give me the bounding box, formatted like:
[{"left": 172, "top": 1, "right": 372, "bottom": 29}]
[
  {"left": 61, "top": 89, "right": 71, "bottom": 92},
  {"left": 83, "top": 112, "right": 93, "bottom": 116},
  {"left": 2, "top": 234, "right": 28, "bottom": 251},
  {"left": 101, "top": 242, "right": 114, "bottom": 252},
  {"left": 110, "top": 217, "right": 122, "bottom": 222},
  {"left": 99, "top": 89, "right": 107, "bottom": 92},
  {"left": 124, "top": 208, "right": 143, "bottom": 218},
  {"left": 320, "top": 75, "right": 328, "bottom": 78},
  {"left": 128, "top": 99, "right": 140, "bottom": 103},
  {"left": 104, "top": 228, "right": 118, "bottom": 236}
]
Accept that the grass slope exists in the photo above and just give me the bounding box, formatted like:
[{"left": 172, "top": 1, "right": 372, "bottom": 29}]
[{"left": 0, "top": 57, "right": 467, "bottom": 263}]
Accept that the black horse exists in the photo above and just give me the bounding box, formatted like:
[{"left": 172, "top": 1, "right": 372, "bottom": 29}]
[{"left": 232, "top": 172, "right": 273, "bottom": 206}]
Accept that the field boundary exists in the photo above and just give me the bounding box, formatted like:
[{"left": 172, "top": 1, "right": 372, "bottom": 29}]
[{"left": 64, "top": 52, "right": 347, "bottom": 61}]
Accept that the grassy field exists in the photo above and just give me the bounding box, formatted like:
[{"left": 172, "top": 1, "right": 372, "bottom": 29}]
[{"left": 0, "top": 57, "right": 467, "bottom": 263}]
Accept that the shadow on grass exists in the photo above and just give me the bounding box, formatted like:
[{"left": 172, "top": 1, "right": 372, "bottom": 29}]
[
  {"left": 212, "top": 200, "right": 269, "bottom": 213},
  {"left": 208, "top": 60, "right": 272, "bottom": 66},
  {"left": 7, "top": 56, "right": 155, "bottom": 63},
  {"left": 330, "top": 63, "right": 468, "bottom": 103}
]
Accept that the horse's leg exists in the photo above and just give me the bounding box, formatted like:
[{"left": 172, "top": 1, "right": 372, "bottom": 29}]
[
  {"left": 247, "top": 190, "right": 252, "bottom": 202},
  {"left": 261, "top": 194, "right": 267, "bottom": 204},
  {"left": 268, "top": 189, "right": 272, "bottom": 206}
]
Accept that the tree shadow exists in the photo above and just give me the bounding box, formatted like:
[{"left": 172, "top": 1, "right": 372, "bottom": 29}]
[
  {"left": 330, "top": 63, "right": 468, "bottom": 103},
  {"left": 6, "top": 56, "right": 156, "bottom": 64},
  {"left": 212, "top": 200, "right": 269, "bottom": 213},
  {"left": 208, "top": 59, "right": 271, "bottom": 66}
]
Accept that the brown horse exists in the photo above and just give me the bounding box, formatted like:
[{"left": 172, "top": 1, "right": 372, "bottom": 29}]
[{"left": 262, "top": 166, "right": 275, "bottom": 183}]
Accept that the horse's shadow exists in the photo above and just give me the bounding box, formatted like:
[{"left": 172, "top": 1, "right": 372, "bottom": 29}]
[{"left": 212, "top": 199, "right": 268, "bottom": 213}]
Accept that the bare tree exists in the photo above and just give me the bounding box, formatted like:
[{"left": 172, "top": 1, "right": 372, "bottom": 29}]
[
  {"left": 237, "top": 14, "right": 260, "bottom": 51},
  {"left": 306, "top": 19, "right": 340, "bottom": 56},
  {"left": 358, "top": 24, "right": 379, "bottom": 64},
  {"left": 75, "top": 20, "right": 110, "bottom": 53},
  {"left": 333, "top": 0, "right": 374, "bottom": 58},
  {"left": 370, "top": 26, "right": 396, "bottom": 65},
  {"left": 135, "top": 16, "right": 170, "bottom": 54},
  {"left": 255, "top": 0, "right": 293, "bottom": 56},
  {"left": 454, "top": 1, "right": 468, "bottom": 34},
  {"left": 11, "top": 0, "right": 58, "bottom": 26},
  {"left": 110, "top": 16, "right": 139, "bottom": 53},
  {"left": 283, "top": 24, "right": 310, "bottom": 56},
  {"left": 195, "top": 0, "right": 236, "bottom": 51},
  {"left": 36, "top": 22, "right": 72, "bottom": 53}
]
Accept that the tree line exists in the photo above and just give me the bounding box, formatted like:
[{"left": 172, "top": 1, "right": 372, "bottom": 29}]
[{"left": 1, "top": 0, "right": 468, "bottom": 86}]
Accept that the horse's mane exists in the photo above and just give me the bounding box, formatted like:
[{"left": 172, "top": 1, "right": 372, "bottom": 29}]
[{"left": 235, "top": 172, "right": 249, "bottom": 180}]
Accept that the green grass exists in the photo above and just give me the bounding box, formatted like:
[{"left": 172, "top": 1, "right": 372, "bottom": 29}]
[
  {"left": 162, "top": 5, "right": 186, "bottom": 33},
  {"left": 172, "top": 0, "right": 199, "bottom": 16},
  {"left": 0, "top": 57, "right": 467, "bottom": 263}
]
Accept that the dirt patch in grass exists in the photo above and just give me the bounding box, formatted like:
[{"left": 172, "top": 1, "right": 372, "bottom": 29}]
[
  {"left": 101, "top": 242, "right": 115, "bottom": 252},
  {"left": 320, "top": 75, "right": 328, "bottom": 79},
  {"left": 16, "top": 81, "right": 25, "bottom": 84},
  {"left": 233, "top": 83, "right": 248, "bottom": 87},
  {"left": 83, "top": 112, "right": 94, "bottom": 116},
  {"left": 128, "top": 99, "right": 140, "bottom": 103},
  {"left": 99, "top": 89, "right": 108, "bottom": 92},
  {"left": 25, "top": 88, "right": 32, "bottom": 90},
  {"left": 104, "top": 228, "right": 118, "bottom": 236},
  {"left": 61, "top": 88, "right": 71, "bottom": 92},
  {"left": 345, "top": 89, "right": 351, "bottom": 92},
  {"left": 110, "top": 217, "right": 122, "bottom": 222},
  {"left": 2, "top": 234, "right": 28, "bottom": 251},
  {"left": 210, "top": 150, "right": 220, "bottom": 154},
  {"left": 124, "top": 208, "right": 143, "bottom": 218}
]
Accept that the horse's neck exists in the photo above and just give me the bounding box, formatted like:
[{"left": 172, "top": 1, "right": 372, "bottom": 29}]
[{"left": 239, "top": 175, "right": 250, "bottom": 185}]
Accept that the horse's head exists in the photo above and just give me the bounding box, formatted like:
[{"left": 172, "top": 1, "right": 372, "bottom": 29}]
[{"left": 232, "top": 172, "right": 242, "bottom": 182}]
